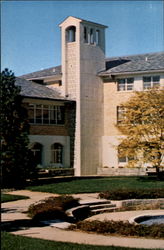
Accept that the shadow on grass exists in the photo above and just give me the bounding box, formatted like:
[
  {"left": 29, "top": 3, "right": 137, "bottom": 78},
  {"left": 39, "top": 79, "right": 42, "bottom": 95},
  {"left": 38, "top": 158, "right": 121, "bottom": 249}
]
[
  {"left": 138, "top": 176, "right": 160, "bottom": 182},
  {"left": 1, "top": 207, "right": 19, "bottom": 213}
]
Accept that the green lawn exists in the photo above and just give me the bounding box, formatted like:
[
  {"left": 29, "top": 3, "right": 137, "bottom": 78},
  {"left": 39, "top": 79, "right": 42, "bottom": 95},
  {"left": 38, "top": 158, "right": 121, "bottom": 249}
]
[
  {"left": 1, "top": 232, "right": 160, "bottom": 250},
  {"left": 1, "top": 193, "right": 29, "bottom": 203},
  {"left": 26, "top": 176, "right": 164, "bottom": 194}
]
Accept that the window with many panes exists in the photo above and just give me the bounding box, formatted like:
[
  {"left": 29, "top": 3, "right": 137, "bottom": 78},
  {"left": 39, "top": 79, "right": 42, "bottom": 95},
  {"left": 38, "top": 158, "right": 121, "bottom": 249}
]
[
  {"left": 28, "top": 104, "right": 65, "bottom": 125},
  {"left": 117, "top": 106, "right": 126, "bottom": 124},
  {"left": 143, "top": 76, "right": 160, "bottom": 90},
  {"left": 117, "top": 78, "right": 134, "bottom": 91},
  {"left": 51, "top": 143, "right": 63, "bottom": 164}
]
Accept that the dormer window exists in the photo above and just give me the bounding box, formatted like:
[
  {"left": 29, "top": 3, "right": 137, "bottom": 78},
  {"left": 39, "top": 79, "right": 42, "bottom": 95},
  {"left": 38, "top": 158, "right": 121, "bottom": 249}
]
[{"left": 66, "top": 26, "right": 76, "bottom": 42}]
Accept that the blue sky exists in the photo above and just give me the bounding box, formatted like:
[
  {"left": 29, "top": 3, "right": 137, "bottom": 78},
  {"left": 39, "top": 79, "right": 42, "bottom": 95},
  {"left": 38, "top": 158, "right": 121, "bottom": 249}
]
[{"left": 1, "top": 0, "right": 164, "bottom": 76}]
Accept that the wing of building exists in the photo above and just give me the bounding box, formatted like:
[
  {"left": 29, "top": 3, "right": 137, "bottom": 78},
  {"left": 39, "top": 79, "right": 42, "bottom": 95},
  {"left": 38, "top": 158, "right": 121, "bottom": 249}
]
[{"left": 18, "top": 16, "right": 164, "bottom": 176}]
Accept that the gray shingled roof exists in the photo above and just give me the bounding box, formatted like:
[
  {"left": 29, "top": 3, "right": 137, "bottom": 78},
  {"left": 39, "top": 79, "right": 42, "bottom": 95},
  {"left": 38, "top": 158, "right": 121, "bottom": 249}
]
[
  {"left": 20, "top": 65, "right": 61, "bottom": 79},
  {"left": 100, "top": 52, "right": 164, "bottom": 76},
  {"left": 15, "top": 77, "right": 67, "bottom": 100},
  {"left": 20, "top": 52, "right": 164, "bottom": 80}
]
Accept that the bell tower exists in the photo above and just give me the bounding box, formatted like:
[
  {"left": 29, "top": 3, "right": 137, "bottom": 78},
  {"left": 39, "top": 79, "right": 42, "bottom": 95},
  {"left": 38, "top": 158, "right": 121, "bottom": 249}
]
[{"left": 59, "top": 16, "right": 107, "bottom": 175}]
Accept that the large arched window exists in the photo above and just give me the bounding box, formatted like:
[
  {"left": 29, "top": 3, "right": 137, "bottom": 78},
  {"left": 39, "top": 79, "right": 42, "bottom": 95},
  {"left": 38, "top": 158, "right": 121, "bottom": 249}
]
[
  {"left": 30, "top": 143, "right": 42, "bottom": 165},
  {"left": 51, "top": 143, "right": 63, "bottom": 164},
  {"left": 66, "top": 26, "right": 76, "bottom": 42}
]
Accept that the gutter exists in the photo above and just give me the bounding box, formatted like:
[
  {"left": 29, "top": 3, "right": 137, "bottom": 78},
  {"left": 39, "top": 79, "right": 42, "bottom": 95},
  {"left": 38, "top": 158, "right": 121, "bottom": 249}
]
[
  {"left": 26, "top": 74, "right": 62, "bottom": 81},
  {"left": 22, "top": 95, "right": 75, "bottom": 102},
  {"left": 98, "top": 69, "right": 164, "bottom": 77}
]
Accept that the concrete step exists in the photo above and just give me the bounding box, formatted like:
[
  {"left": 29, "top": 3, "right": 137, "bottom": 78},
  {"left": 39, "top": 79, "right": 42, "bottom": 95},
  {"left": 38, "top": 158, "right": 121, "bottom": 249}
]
[
  {"left": 79, "top": 200, "right": 111, "bottom": 206},
  {"left": 90, "top": 203, "right": 116, "bottom": 210},
  {"left": 91, "top": 206, "right": 116, "bottom": 215}
]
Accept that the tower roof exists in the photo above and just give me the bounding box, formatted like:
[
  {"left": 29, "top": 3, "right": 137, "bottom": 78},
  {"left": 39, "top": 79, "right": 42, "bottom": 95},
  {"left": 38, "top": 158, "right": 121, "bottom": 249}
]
[{"left": 59, "top": 16, "right": 108, "bottom": 28}]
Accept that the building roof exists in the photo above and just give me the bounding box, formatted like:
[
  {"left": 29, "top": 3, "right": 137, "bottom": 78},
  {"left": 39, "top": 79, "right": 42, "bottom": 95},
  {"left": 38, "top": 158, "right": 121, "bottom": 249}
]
[
  {"left": 20, "top": 52, "right": 164, "bottom": 80},
  {"left": 15, "top": 77, "right": 68, "bottom": 101},
  {"left": 59, "top": 16, "right": 108, "bottom": 28},
  {"left": 20, "top": 65, "right": 61, "bottom": 80},
  {"left": 100, "top": 51, "right": 164, "bottom": 76}
]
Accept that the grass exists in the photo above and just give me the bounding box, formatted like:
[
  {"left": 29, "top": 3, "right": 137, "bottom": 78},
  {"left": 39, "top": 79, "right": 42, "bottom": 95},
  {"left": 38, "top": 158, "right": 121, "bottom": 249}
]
[
  {"left": 1, "top": 232, "right": 161, "bottom": 250},
  {"left": 26, "top": 176, "right": 164, "bottom": 194},
  {"left": 1, "top": 193, "right": 29, "bottom": 203}
]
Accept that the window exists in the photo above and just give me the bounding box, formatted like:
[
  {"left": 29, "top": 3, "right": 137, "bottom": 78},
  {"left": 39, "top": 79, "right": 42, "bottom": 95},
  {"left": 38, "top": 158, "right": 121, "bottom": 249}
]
[
  {"left": 90, "top": 28, "right": 94, "bottom": 44},
  {"left": 96, "top": 30, "right": 100, "bottom": 45},
  {"left": 51, "top": 143, "right": 63, "bottom": 164},
  {"left": 28, "top": 104, "right": 65, "bottom": 125},
  {"left": 84, "top": 27, "right": 88, "bottom": 43},
  {"left": 117, "top": 106, "right": 126, "bottom": 124},
  {"left": 31, "top": 143, "right": 42, "bottom": 165},
  {"left": 143, "top": 76, "right": 160, "bottom": 89},
  {"left": 66, "top": 26, "right": 76, "bottom": 42},
  {"left": 118, "top": 148, "right": 134, "bottom": 165},
  {"left": 117, "top": 78, "right": 134, "bottom": 91},
  {"left": 118, "top": 156, "right": 128, "bottom": 164},
  {"left": 118, "top": 155, "right": 134, "bottom": 164},
  {"left": 84, "top": 27, "right": 100, "bottom": 45},
  {"left": 118, "top": 147, "right": 127, "bottom": 164}
]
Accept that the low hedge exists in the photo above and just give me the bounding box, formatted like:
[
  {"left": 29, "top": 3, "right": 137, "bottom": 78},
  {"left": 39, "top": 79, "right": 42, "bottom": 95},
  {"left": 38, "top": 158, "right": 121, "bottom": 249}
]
[
  {"left": 99, "top": 188, "right": 164, "bottom": 200},
  {"left": 28, "top": 195, "right": 80, "bottom": 221},
  {"left": 70, "top": 220, "right": 164, "bottom": 238}
]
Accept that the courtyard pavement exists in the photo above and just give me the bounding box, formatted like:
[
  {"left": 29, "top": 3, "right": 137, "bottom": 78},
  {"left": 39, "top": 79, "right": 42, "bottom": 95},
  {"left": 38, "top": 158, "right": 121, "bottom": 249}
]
[{"left": 1, "top": 190, "right": 164, "bottom": 249}]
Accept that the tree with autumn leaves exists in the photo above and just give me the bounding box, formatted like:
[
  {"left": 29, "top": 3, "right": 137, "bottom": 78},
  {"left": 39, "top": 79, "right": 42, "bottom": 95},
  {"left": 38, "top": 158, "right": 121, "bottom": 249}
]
[{"left": 117, "top": 87, "right": 164, "bottom": 178}]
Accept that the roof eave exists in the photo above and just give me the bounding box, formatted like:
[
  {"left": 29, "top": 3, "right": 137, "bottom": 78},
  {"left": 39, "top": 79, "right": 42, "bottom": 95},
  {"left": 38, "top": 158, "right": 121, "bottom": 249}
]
[
  {"left": 25, "top": 74, "right": 62, "bottom": 81},
  {"left": 99, "top": 69, "right": 164, "bottom": 77},
  {"left": 22, "top": 95, "right": 75, "bottom": 102}
]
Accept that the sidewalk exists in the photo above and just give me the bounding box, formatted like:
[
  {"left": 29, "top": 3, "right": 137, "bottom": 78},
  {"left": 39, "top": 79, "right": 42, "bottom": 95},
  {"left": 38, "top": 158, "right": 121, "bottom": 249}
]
[{"left": 2, "top": 190, "right": 164, "bottom": 249}]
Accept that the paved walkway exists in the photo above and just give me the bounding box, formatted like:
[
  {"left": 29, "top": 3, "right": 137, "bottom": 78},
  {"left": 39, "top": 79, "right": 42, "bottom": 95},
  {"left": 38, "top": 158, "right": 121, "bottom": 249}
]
[{"left": 2, "top": 190, "right": 164, "bottom": 249}]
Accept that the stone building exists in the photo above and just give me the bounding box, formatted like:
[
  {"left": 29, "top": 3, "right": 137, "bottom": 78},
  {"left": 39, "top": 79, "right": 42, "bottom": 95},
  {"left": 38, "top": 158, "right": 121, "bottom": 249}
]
[{"left": 17, "top": 16, "right": 164, "bottom": 176}]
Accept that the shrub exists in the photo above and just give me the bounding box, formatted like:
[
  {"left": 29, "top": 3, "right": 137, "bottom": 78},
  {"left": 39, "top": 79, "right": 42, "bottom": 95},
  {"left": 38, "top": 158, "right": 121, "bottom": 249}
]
[
  {"left": 99, "top": 188, "right": 164, "bottom": 200},
  {"left": 70, "top": 220, "right": 164, "bottom": 238},
  {"left": 28, "top": 195, "right": 80, "bottom": 221}
]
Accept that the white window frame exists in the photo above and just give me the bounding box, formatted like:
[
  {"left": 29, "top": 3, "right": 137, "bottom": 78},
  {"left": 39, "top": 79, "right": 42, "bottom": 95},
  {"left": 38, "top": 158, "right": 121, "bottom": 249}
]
[
  {"left": 117, "top": 78, "right": 134, "bottom": 91},
  {"left": 143, "top": 76, "right": 160, "bottom": 90},
  {"left": 28, "top": 104, "right": 64, "bottom": 125},
  {"left": 117, "top": 106, "right": 126, "bottom": 124},
  {"left": 51, "top": 143, "right": 63, "bottom": 164}
]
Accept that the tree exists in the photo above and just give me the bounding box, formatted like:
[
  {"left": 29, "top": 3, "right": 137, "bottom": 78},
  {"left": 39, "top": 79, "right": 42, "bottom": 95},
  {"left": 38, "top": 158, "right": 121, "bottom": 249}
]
[
  {"left": 0, "top": 69, "right": 37, "bottom": 188},
  {"left": 117, "top": 87, "right": 164, "bottom": 178}
]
